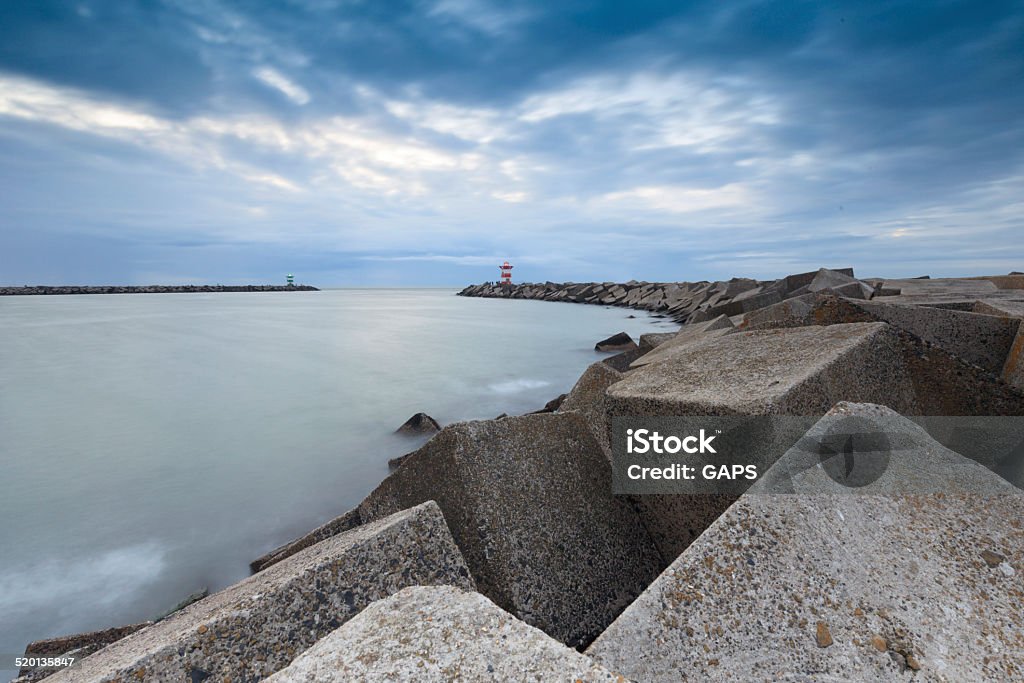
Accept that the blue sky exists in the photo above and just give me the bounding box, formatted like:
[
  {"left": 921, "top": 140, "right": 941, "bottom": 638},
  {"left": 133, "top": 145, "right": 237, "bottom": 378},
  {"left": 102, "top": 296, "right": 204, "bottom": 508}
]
[{"left": 0, "top": 1, "right": 1021, "bottom": 286}]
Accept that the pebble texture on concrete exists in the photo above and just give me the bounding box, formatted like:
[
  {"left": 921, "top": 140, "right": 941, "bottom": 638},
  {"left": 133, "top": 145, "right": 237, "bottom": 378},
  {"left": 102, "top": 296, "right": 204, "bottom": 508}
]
[
  {"left": 588, "top": 403, "right": 1024, "bottom": 682},
  {"left": 266, "top": 586, "right": 628, "bottom": 682},
  {"left": 607, "top": 322, "right": 918, "bottom": 417},
  {"left": 46, "top": 501, "right": 473, "bottom": 682},
  {"left": 358, "top": 412, "right": 662, "bottom": 648}
]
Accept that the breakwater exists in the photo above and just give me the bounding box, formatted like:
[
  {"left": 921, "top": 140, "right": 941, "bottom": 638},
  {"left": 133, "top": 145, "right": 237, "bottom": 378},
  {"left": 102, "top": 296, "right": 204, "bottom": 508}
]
[
  {"left": 457, "top": 269, "right": 865, "bottom": 324},
  {"left": 0, "top": 284, "right": 319, "bottom": 295}
]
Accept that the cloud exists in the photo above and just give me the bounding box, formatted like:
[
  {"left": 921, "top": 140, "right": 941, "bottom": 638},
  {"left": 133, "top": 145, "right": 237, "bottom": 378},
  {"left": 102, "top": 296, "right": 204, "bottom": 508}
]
[
  {"left": 253, "top": 67, "right": 311, "bottom": 105},
  {"left": 0, "top": 1, "right": 1021, "bottom": 285}
]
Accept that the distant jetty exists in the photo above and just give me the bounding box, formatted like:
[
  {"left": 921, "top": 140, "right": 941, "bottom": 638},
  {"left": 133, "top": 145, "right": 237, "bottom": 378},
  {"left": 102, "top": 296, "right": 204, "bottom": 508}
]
[{"left": 0, "top": 284, "right": 319, "bottom": 296}]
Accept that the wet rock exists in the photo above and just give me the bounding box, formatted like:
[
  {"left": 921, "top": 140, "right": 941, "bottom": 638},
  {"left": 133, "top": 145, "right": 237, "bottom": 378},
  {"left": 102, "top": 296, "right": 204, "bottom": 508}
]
[
  {"left": 395, "top": 412, "right": 441, "bottom": 435},
  {"left": 266, "top": 586, "right": 626, "bottom": 682},
  {"left": 595, "top": 331, "right": 638, "bottom": 352}
]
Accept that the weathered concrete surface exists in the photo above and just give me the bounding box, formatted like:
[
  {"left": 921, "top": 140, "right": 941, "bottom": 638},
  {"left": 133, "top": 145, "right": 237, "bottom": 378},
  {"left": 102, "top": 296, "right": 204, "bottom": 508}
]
[
  {"left": 16, "top": 624, "right": 153, "bottom": 683},
  {"left": 850, "top": 300, "right": 1020, "bottom": 375},
  {"left": 629, "top": 315, "right": 736, "bottom": 369},
  {"left": 739, "top": 294, "right": 1024, "bottom": 415},
  {"left": 608, "top": 323, "right": 917, "bottom": 563},
  {"left": 266, "top": 586, "right": 627, "bottom": 682},
  {"left": 588, "top": 404, "right": 1024, "bottom": 682},
  {"left": 358, "top": 412, "right": 662, "bottom": 648},
  {"left": 974, "top": 300, "right": 1024, "bottom": 391},
  {"left": 557, "top": 360, "right": 624, "bottom": 452},
  {"left": 753, "top": 402, "right": 1021, "bottom": 495},
  {"left": 250, "top": 507, "right": 362, "bottom": 573},
  {"left": 608, "top": 322, "right": 918, "bottom": 417},
  {"left": 47, "top": 502, "right": 473, "bottom": 683}
]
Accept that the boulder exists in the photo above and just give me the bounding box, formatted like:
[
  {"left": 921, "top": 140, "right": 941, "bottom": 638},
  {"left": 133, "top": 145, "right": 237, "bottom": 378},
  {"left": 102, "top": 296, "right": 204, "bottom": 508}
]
[
  {"left": 594, "top": 331, "right": 638, "bottom": 352},
  {"left": 395, "top": 412, "right": 441, "bottom": 435},
  {"left": 266, "top": 586, "right": 627, "bottom": 682},
  {"left": 47, "top": 502, "right": 473, "bottom": 682},
  {"left": 358, "top": 412, "right": 662, "bottom": 648},
  {"left": 250, "top": 507, "right": 362, "bottom": 573},
  {"left": 629, "top": 315, "right": 736, "bottom": 369},
  {"left": 588, "top": 403, "right": 1024, "bottom": 682}
]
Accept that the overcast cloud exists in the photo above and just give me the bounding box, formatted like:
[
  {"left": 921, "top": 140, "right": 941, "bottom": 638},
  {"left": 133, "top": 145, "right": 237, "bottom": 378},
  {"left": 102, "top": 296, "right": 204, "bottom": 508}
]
[{"left": 1, "top": 1, "right": 1021, "bottom": 285}]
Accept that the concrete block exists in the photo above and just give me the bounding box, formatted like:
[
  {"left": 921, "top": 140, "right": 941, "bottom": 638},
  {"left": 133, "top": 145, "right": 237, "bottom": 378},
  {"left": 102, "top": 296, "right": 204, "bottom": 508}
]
[
  {"left": 743, "top": 295, "right": 1024, "bottom": 415},
  {"left": 47, "top": 502, "right": 473, "bottom": 682},
  {"left": 588, "top": 404, "right": 1024, "bottom": 682},
  {"left": 629, "top": 315, "right": 736, "bottom": 370},
  {"left": 782, "top": 267, "right": 855, "bottom": 293},
  {"left": 706, "top": 289, "right": 783, "bottom": 317},
  {"left": 558, "top": 360, "right": 624, "bottom": 452},
  {"left": 609, "top": 322, "right": 918, "bottom": 417},
  {"left": 854, "top": 300, "right": 1021, "bottom": 374},
  {"left": 358, "top": 412, "right": 662, "bottom": 648},
  {"left": 266, "top": 586, "right": 627, "bottom": 682},
  {"left": 808, "top": 267, "right": 860, "bottom": 292},
  {"left": 638, "top": 331, "right": 677, "bottom": 353}
]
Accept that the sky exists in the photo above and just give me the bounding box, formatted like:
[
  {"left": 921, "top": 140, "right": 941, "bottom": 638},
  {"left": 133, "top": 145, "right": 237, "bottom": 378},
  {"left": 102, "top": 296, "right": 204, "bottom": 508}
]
[{"left": 0, "top": 1, "right": 1022, "bottom": 286}]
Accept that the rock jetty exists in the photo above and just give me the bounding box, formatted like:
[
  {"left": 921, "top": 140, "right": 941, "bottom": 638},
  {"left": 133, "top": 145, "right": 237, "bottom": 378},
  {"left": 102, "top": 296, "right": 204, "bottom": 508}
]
[
  {"left": 0, "top": 284, "right": 318, "bottom": 295},
  {"left": 19, "top": 267, "right": 1024, "bottom": 683}
]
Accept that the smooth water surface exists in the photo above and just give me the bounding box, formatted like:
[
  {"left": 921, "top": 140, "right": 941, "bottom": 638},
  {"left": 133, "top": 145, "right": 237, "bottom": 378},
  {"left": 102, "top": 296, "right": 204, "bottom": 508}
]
[{"left": 0, "top": 288, "right": 671, "bottom": 667}]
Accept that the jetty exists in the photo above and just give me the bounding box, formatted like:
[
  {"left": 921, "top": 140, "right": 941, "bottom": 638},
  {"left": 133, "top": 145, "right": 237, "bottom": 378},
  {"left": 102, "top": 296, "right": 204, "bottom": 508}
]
[{"left": 0, "top": 284, "right": 318, "bottom": 296}]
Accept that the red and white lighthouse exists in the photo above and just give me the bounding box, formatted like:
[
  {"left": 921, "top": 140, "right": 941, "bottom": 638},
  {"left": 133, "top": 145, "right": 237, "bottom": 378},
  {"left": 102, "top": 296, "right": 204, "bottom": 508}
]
[{"left": 499, "top": 261, "right": 514, "bottom": 285}]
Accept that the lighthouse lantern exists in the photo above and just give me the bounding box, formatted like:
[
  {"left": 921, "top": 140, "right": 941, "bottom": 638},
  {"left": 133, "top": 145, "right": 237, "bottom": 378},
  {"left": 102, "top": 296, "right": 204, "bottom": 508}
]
[{"left": 499, "top": 261, "right": 514, "bottom": 285}]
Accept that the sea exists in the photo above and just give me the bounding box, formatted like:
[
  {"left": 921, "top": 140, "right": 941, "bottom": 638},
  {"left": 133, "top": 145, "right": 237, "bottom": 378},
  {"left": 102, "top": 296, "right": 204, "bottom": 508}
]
[{"left": 0, "top": 288, "right": 671, "bottom": 673}]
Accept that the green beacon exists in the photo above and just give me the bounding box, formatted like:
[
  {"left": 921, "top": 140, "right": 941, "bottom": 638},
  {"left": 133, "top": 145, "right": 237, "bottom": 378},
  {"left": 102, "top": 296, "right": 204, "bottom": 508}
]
[{"left": 286, "top": 274, "right": 295, "bottom": 286}]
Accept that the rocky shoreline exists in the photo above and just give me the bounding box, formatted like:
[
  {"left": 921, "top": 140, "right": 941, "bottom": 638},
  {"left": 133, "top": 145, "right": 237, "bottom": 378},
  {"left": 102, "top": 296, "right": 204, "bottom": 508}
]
[
  {"left": 0, "top": 284, "right": 319, "bottom": 296},
  {"left": 17, "top": 267, "right": 1024, "bottom": 682}
]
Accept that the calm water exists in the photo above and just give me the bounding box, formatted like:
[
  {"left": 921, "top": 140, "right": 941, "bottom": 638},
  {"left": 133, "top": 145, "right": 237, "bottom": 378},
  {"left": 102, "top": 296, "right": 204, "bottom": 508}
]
[{"left": 0, "top": 289, "right": 670, "bottom": 668}]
